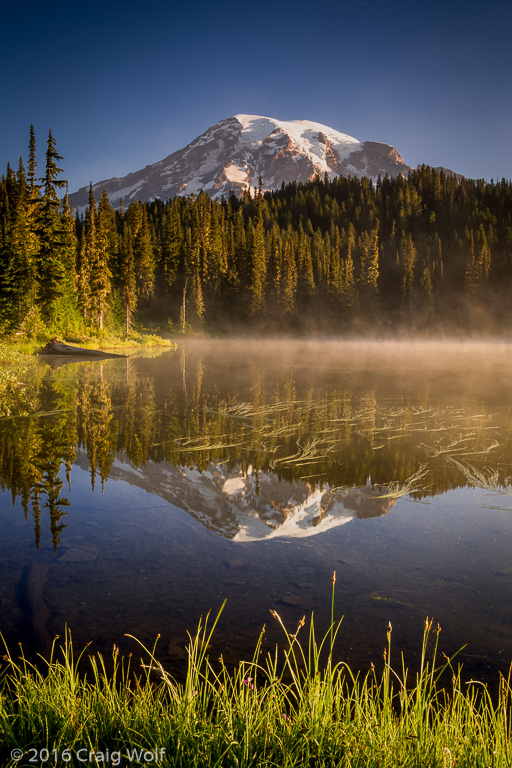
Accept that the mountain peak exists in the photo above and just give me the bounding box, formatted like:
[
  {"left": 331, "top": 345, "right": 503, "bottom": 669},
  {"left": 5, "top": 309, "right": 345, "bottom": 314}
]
[
  {"left": 69, "top": 114, "right": 413, "bottom": 210},
  {"left": 234, "top": 113, "right": 360, "bottom": 145}
]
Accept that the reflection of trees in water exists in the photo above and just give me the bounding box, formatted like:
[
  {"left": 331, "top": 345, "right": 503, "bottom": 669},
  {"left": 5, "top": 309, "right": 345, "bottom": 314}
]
[
  {"left": 0, "top": 372, "right": 77, "bottom": 548},
  {"left": 1, "top": 353, "right": 511, "bottom": 546},
  {"left": 78, "top": 368, "right": 115, "bottom": 490}
]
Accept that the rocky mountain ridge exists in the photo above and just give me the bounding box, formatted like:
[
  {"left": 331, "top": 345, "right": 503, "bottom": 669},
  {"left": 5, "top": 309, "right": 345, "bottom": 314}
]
[{"left": 69, "top": 114, "right": 415, "bottom": 210}]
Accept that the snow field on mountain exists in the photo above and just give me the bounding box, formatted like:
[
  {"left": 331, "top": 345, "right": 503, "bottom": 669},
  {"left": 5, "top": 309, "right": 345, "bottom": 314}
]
[{"left": 69, "top": 113, "right": 412, "bottom": 209}]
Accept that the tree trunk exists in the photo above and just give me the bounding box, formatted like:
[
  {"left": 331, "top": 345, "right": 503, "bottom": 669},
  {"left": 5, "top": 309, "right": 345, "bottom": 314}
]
[{"left": 181, "top": 278, "right": 188, "bottom": 334}]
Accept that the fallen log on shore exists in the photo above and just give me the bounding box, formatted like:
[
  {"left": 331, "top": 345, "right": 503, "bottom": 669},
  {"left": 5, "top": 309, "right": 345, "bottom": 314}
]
[{"left": 38, "top": 338, "right": 128, "bottom": 359}]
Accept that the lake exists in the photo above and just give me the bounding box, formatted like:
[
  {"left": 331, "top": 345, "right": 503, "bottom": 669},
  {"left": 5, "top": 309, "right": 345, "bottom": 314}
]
[{"left": 1, "top": 339, "right": 512, "bottom": 685}]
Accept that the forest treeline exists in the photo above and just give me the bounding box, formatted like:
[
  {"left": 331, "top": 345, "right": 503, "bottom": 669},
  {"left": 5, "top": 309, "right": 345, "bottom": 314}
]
[{"left": 1, "top": 128, "right": 512, "bottom": 336}]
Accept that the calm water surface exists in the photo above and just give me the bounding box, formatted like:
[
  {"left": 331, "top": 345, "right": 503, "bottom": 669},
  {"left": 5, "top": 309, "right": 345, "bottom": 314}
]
[{"left": 1, "top": 339, "right": 512, "bottom": 683}]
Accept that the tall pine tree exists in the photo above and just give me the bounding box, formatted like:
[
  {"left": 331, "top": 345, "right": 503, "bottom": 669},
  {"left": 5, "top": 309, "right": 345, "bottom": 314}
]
[{"left": 34, "top": 130, "right": 68, "bottom": 320}]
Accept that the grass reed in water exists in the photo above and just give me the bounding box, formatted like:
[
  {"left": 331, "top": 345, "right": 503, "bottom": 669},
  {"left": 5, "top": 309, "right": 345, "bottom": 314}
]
[{"left": 1, "top": 578, "right": 511, "bottom": 767}]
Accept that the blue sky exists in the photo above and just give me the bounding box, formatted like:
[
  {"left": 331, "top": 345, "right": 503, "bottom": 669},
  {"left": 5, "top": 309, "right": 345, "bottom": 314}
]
[{"left": 2, "top": 0, "right": 511, "bottom": 193}]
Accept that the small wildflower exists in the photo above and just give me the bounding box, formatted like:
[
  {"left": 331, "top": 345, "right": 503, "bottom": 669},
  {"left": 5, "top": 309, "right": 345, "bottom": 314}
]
[
  {"left": 243, "top": 677, "right": 254, "bottom": 689},
  {"left": 283, "top": 713, "right": 289, "bottom": 721}
]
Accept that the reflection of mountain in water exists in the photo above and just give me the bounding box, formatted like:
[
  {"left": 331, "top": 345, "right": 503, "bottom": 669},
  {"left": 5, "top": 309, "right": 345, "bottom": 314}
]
[
  {"left": 104, "top": 457, "right": 396, "bottom": 541},
  {"left": 4, "top": 342, "right": 512, "bottom": 548}
]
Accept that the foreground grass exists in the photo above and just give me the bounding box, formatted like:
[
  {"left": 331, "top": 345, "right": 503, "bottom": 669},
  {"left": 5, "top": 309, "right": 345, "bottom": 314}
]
[{"left": 1, "top": 588, "right": 511, "bottom": 768}]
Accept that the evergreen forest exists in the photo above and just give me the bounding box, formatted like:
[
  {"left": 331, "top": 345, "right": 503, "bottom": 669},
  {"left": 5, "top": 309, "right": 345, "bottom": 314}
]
[{"left": 2, "top": 128, "right": 512, "bottom": 337}]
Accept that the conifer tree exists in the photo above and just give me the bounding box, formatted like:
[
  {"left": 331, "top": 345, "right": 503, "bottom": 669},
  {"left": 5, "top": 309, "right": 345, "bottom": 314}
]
[
  {"left": 194, "top": 190, "right": 212, "bottom": 284},
  {"left": 28, "top": 125, "right": 39, "bottom": 196},
  {"left": 54, "top": 190, "right": 79, "bottom": 332},
  {"left": 34, "top": 130, "right": 68, "bottom": 319},
  {"left": 399, "top": 233, "right": 417, "bottom": 298},
  {"left": 208, "top": 204, "right": 227, "bottom": 292},
  {"left": 134, "top": 204, "right": 155, "bottom": 301},
  {"left": 281, "top": 231, "right": 297, "bottom": 316},
  {"left": 358, "top": 226, "right": 380, "bottom": 298},
  {"left": 232, "top": 208, "right": 247, "bottom": 282},
  {"left": 120, "top": 227, "right": 137, "bottom": 335},
  {"left": 327, "top": 227, "right": 343, "bottom": 304},
  {"left": 0, "top": 159, "right": 37, "bottom": 323},
  {"left": 420, "top": 266, "right": 434, "bottom": 309},
  {"left": 78, "top": 183, "right": 97, "bottom": 322},
  {"left": 248, "top": 216, "right": 266, "bottom": 316},
  {"left": 464, "top": 231, "right": 478, "bottom": 295},
  {"left": 192, "top": 268, "right": 205, "bottom": 324},
  {"left": 92, "top": 190, "right": 114, "bottom": 330},
  {"left": 266, "top": 223, "right": 282, "bottom": 313},
  {"left": 296, "top": 224, "right": 315, "bottom": 303},
  {"left": 476, "top": 225, "right": 491, "bottom": 283},
  {"left": 162, "top": 201, "right": 183, "bottom": 293},
  {"left": 223, "top": 219, "right": 240, "bottom": 313},
  {"left": 342, "top": 224, "right": 356, "bottom": 311},
  {"left": 184, "top": 226, "right": 204, "bottom": 325}
]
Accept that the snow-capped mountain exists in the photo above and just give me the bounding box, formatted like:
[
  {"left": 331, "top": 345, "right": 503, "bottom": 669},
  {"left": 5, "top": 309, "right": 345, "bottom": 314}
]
[
  {"left": 69, "top": 114, "right": 413, "bottom": 210},
  {"left": 81, "top": 455, "right": 397, "bottom": 542}
]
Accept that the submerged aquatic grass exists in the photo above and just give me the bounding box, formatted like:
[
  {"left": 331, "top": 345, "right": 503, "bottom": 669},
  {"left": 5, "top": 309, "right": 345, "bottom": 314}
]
[
  {"left": 331, "top": 464, "right": 430, "bottom": 500},
  {"left": 448, "top": 456, "right": 512, "bottom": 493},
  {"left": 176, "top": 393, "right": 509, "bottom": 503},
  {"left": 1, "top": 581, "right": 511, "bottom": 767}
]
